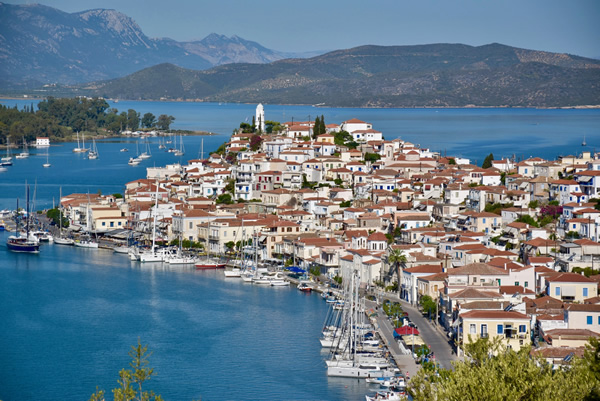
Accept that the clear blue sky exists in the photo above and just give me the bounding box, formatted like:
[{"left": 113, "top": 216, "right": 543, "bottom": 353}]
[{"left": 11, "top": 0, "right": 600, "bottom": 58}]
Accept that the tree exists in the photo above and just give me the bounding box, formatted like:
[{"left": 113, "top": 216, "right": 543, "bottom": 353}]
[
  {"left": 216, "top": 193, "right": 233, "bottom": 205},
  {"left": 448, "top": 158, "right": 456, "bottom": 165},
  {"left": 156, "top": 115, "right": 175, "bottom": 131},
  {"left": 408, "top": 337, "right": 598, "bottom": 401},
  {"left": 141, "top": 113, "right": 156, "bottom": 129},
  {"left": 89, "top": 339, "right": 163, "bottom": 401},
  {"left": 126, "top": 109, "right": 140, "bottom": 131},
  {"left": 420, "top": 295, "right": 437, "bottom": 318},
  {"left": 387, "top": 248, "right": 407, "bottom": 297},
  {"left": 249, "top": 134, "right": 263, "bottom": 151},
  {"left": 482, "top": 153, "right": 494, "bottom": 169},
  {"left": 364, "top": 152, "right": 381, "bottom": 163},
  {"left": 313, "top": 116, "right": 321, "bottom": 139}
]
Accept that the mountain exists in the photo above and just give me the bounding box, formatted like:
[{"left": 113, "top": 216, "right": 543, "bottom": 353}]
[
  {"left": 86, "top": 43, "right": 600, "bottom": 108},
  {"left": 0, "top": 3, "right": 302, "bottom": 88}
]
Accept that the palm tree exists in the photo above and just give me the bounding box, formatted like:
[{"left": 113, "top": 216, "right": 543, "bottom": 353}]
[{"left": 387, "top": 247, "right": 407, "bottom": 299}]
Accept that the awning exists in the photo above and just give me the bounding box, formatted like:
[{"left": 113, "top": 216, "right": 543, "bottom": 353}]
[
  {"left": 394, "top": 326, "right": 420, "bottom": 336},
  {"left": 286, "top": 266, "right": 306, "bottom": 274}
]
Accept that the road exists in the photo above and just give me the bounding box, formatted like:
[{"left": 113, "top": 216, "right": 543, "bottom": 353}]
[{"left": 372, "top": 291, "right": 459, "bottom": 370}]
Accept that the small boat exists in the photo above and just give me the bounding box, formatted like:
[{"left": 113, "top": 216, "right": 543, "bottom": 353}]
[
  {"left": 113, "top": 245, "right": 132, "bottom": 254},
  {"left": 223, "top": 267, "right": 242, "bottom": 277},
  {"left": 2, "top": 138, "right": 13, "bottom": 163},
  {"left": 42, "top": 148, "right": 51, "bottom": 168},
  {"left": 270, "top": 279, "right": 290, "bottom": 286},
  {"left": 128, "top": 157, "right": 141, "bottom": 166},
  {"left": 72, "top": 132, "right": 88, "bottom": 153},
  {"left": 54, "top": 237, "right": 74, "bottom": 245},
  {"left": 165, "top": 255, "right": 196, "bottom": 265},
  {"left": 120, "top": 148, "right": 129, "bottom": 152},
  {"left": 74, "top": 239, "right": 99, "bottom": 248},
  {"left": 298, "top": 282, "right": 313, "bottom": 292},
  {"left": 195, "top": 259, "right": 226, "bottom": 270},
  {"left": 87, "top": 139, "right": 99, "bottom": 160},
  {"left": 31, "top": 230, "right": 53, "bottom": 242}
]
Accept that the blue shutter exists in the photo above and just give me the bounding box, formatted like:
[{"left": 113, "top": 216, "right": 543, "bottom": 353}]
[
  {"left": 588, "top": 316, "right": 593, "bottom": 325},
  {"left": 497, "top": 324, "right": 503, "bottom": 334}
]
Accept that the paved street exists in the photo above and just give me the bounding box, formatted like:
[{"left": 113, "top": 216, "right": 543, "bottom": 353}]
[{"left": 371, "top": 291, "right": 459, "bottom": 370}]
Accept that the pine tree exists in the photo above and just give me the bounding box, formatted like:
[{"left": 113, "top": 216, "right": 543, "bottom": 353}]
[
  {"left": 313, "top": 116, "right": 320, "bottom": 139},
  {"left": 320, "top": 114, "right": 326, "bottom": 136}
]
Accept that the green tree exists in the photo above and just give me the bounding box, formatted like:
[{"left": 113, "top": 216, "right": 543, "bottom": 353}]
[
  {"left": 482, "top": 153, "right": 494, "bottom": 169},
  {"left": 364, "top": 152, "right": 381, "bottom": 163},
  {"left": 313, "top": 116, "right": 321, "bottom": 139},
  {"left": 409, "top": 337, "right": 598, "bottom": 401},
  {"left": 156, "top": 115, "right": 175, "bottom": 131},
  {"left": 216, "top": 193, "right": 233, "bottom": 204},
  {"left": 89, "top": 339, "right": 163, "bottom": 401},
  {"left": 387, "top": 248, "right": 407, "bottom": 296},
  {"left": 420, "top": 295, "right": 437, "bottom": 318},
  {"left": 448, "top": 158, "right": 456, "bottom": 165},
  {"left": 126, "top": 109, "right": 140, "bottom": 131},
  {"left": 141, "top": 113, "right": 156, "bottom": 129}
]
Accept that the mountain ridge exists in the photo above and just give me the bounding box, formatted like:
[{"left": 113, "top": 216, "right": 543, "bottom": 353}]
[
  {"left": 0, "top": 3, "right": 310, "bottom": 88},
  {"left": 84, "top": 43, "right": 600, "bottom": 108}
]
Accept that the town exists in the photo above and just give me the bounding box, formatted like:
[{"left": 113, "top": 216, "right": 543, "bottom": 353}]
[{"left": 54, "top": 104, "right": 600, "bottom": 381}]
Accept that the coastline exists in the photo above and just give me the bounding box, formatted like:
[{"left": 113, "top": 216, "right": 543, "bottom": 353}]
[{"left": 2, "top": 95, "right": 599, "bottom": 109}]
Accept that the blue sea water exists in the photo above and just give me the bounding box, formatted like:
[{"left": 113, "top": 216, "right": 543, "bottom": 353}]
[{"left": 0, "top": 238, "right": 369, "bottom": 401}]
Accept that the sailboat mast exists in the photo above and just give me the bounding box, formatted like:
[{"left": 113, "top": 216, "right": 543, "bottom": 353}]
[
  {"left": 26, "top": 185, "right": 30, "bottom": 237},
  {"left": 151, "top": 180, "right": 159, "bottom": 253}
]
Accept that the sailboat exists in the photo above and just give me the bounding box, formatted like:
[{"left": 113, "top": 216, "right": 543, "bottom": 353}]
[
  {"left": 582, "top": 134, "right": 587, "bottom": 147},
  {"left": 7, "top": 187, "right": 40, "bottom": 253},
  {"left": 2, "top": 138, "right": 13, "bottom": 165},
  {"left": 138, "top": 138, "right": 152, "bottom": 159},
  {"left": 15, "top": 137, "right": 29, "bottom": 159},
  {"left": 88, "top": 139, "right": 99, "bottom": 159},
  {"left": 54, "top": 187, "right": 74, "bottom": 245},
  {"left": 174, "top": 134, "right": 185, "bottom": 156},
  {"left": 42, "top": 147, "right": 51, "bottom": 168},
  {"left": 128, "top": 141, "right": 142, "bottom": 165},
  {"left": 158, "top": 137, "right": 166, "bottom": 150},
  {"left": 72, "top": 131, "right": 88, "bottom": 153},
  {"left": 138, "top": 181, "right": 163, "bottom": 262}
]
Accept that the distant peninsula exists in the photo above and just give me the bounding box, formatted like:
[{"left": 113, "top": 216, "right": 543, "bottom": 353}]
[{"left": 75, "top": 43, "right": 600, "bottom": 108}]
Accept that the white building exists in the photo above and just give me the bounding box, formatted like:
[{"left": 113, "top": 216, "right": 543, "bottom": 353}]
[
  {"left": 256, "top": 103, "right": 265, "bottom": 133},
  {"left": 35, "top": 137, "right": 50, "bottom": 147}
]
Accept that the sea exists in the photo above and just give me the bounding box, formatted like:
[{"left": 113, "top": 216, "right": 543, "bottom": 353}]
[
  {"left": 0, "top": 240, "right": 369, "bottom": 401},
  {"left": 0, "top": 100, "right": 599, "bottom": 400}
]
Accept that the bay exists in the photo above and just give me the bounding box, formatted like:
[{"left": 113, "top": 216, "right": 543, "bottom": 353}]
[
  {"left": 1, "top": 99, "right": 599, "bottom": 210},
  {"left": 0, "top": 236, "right": 369, "bottom": 401}
]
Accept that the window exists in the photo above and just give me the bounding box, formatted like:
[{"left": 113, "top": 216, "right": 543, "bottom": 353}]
[
  {"left": 189, "top": 222, "right": 193, "bottom": 229},
  {"left": 470, "top": 324, "right": 476, "bottom": 334},
  {"left": 519, "top": 325, "right": 527, "bottom": 333},
  {"left": 483, "top": 218, "right": 486, "bottom": 223},
  {"left": 481, "top": 324, "right": 488, "bottom": 337},
  {"left": 555, "top": 287, "right": 561, "bottom": 296},
  {"left": 224, "top": 231, "right": 227, "bottom": 237},
  {"left": 515, "top": 282, "right": 519, "bottom": 286},
  {"left": 110, "top": 222, "right": 114, "bottom": 227},
  {"left": 583, "top": 288, "right": 589, "bottom": 297},
  {"left": 588, "top": 316, "right": 593, "bottom": 325},
  {"left": 497, "top": 324, "right": 503, "bottom": 334},
  {"left": 102, "top": 222, "right": 106, "bottom": 226},
  {"left": 524, "top": 281, "right": 528, "bottom": 288}
]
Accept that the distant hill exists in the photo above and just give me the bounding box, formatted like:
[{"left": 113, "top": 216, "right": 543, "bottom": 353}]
[
  {"left": 86, "top": 43, "right": 600, "bottom": 108},
  {"left": 0, "top": 3, "right": 309, "bottom": 88}
]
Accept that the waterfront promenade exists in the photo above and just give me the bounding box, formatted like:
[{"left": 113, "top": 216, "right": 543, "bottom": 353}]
[{"left": 371, "top": 291, "right": 460, "bottom": 371}]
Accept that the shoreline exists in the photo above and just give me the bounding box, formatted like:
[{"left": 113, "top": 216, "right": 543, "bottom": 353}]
[{"left": 1, "top": 96, "right": 599, "bottom": 110}]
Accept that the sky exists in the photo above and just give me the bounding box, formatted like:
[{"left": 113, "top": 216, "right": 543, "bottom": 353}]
[{"left": 9, "top": 0, "right": 600, "bottom": 58}]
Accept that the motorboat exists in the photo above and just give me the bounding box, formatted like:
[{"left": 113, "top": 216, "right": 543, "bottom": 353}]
[
  {"left": 74, "top": 239, "right": 99, "bottom": 248},
  {"left": 195, "top": 259, "right": 226, "bottom": 269},
  {"left": 120, "top": 148, "right": 129, "bottom": 152},
  {"left": 270, "top": 278, "right": 290, "bottom": 286},
  {"left": 31, "top": 230, "right": 53, "bottom": 242},
  {"left": 54, "top": 237, "right": 74, "bottom": 245},
  {"left": 298, "top": 282, "right": 313, "bottom": 292},
  {"left": 223, "top": 267, "right": 242, "bottom": 277},
  {"left": 128, "top": 157, "right": 141, "bottom": 166}
]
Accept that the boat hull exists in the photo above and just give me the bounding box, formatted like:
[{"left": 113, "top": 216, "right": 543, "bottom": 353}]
[{"left": 7, "top": 237, "right": 40, "bottom": 253}]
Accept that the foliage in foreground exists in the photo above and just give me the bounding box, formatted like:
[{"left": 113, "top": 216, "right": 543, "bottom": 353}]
[
  {"left": 408, "top": 337, "right": 600, "bottom": 401},
  {"left": 89, "top": 339, "right": 163, "bottom": 401}
]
